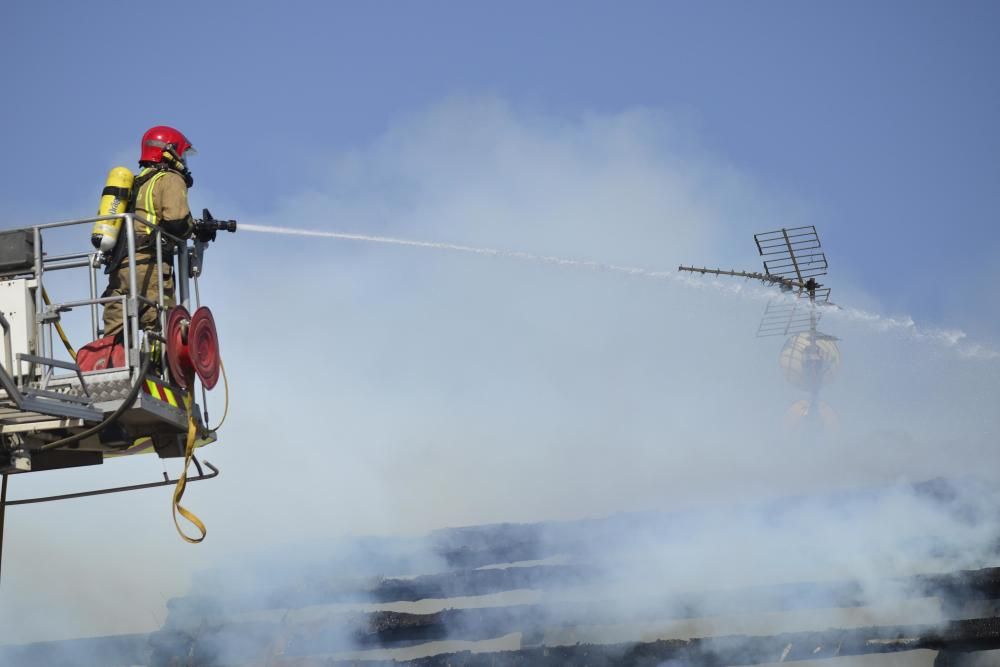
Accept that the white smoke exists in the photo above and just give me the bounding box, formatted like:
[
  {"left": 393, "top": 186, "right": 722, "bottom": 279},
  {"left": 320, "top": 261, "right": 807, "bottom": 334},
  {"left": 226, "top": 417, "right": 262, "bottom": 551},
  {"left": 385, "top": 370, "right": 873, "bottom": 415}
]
[
  {"left": 239, "top": 222, "right": 1000, "bottom": 362},
  {"left": 0, "top": 97, "right": 997, "bottom": 663}
]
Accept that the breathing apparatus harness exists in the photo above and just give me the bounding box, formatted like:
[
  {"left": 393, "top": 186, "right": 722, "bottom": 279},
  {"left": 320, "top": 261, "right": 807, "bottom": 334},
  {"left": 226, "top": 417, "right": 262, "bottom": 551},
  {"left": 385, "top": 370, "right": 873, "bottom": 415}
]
[{"left": 103, "top": 148, "right": 193, "bottom": 275}]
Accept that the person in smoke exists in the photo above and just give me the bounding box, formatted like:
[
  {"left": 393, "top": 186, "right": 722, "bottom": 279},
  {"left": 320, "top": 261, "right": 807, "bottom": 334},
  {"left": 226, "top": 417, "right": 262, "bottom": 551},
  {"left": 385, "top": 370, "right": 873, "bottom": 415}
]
[{"left": 102, "top": 126, "right": 211, "bottom": 337}]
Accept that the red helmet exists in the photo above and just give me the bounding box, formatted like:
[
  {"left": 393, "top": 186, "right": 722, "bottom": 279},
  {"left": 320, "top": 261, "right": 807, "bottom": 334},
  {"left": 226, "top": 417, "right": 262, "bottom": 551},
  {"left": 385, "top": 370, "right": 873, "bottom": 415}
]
[{"left": 140, "top": 126, "right": 196, "bottom": 164}]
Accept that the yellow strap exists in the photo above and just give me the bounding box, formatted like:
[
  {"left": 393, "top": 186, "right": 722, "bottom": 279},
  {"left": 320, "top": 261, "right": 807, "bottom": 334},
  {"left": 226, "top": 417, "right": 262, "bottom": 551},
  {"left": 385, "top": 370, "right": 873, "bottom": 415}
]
[
  {"left": 208, "top": 359, "right": 229, "bottom": 431},
  {"left": 172, "top": 401, "right": 207, "bottom": 543},
  {"left": 143, "top": 171, "right": 167, "bottom": 228}
]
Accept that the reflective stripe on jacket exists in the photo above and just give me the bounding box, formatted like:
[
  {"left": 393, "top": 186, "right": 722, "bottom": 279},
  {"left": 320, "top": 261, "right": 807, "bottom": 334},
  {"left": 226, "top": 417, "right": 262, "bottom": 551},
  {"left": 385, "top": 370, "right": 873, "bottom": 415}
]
[{"left": 133, "top": 167, "right": 193, "bottom": 239}]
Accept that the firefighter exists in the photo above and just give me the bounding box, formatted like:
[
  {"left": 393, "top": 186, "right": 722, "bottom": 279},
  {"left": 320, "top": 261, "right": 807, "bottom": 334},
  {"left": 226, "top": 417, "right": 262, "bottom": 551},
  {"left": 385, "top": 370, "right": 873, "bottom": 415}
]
[{"left": 102, "top": 126, "right": 201, "bottom": 337}]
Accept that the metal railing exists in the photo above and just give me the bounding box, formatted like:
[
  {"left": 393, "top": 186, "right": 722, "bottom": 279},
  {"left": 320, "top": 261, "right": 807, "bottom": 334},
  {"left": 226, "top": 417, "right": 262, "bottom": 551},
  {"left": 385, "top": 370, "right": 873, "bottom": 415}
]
[{"left": 20, "top": 213, "right": 198, "bottom": 386}]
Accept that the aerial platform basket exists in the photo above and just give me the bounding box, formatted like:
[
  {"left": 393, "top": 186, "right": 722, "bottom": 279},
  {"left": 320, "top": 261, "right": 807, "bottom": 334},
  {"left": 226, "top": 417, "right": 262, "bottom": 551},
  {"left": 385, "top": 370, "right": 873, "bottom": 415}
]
[{"left": 0, "top": 215, "right": 222, "bottom": 480}]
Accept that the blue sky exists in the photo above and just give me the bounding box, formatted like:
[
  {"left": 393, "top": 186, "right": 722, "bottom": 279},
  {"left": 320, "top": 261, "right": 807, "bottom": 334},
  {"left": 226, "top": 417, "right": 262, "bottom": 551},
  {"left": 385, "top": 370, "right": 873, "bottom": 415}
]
[
  {"left": 1, "top": 0, "right": 999, "bottom": 645},
  {"left": 2, "top": 1, "right": 998, "bottom": 333}
]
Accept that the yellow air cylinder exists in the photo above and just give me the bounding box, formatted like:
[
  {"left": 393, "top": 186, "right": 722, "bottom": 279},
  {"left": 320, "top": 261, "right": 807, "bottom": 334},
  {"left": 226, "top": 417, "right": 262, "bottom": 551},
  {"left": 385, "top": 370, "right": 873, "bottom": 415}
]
[{"left": 91, "top": 166, "right": 134, "bottom": 252}]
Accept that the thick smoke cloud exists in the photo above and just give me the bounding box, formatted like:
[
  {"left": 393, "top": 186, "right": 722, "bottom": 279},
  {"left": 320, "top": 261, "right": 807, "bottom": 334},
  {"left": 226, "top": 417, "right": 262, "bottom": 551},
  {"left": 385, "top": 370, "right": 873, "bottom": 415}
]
[{"left": 0, "top": 98, "right": 997, "bottom": 652}]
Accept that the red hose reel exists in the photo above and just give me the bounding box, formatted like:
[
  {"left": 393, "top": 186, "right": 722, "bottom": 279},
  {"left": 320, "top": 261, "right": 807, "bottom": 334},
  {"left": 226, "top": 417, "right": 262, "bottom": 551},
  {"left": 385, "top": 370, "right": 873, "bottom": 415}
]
[{"left": 166, "top": 306, "right": 221, "bottom": 390}]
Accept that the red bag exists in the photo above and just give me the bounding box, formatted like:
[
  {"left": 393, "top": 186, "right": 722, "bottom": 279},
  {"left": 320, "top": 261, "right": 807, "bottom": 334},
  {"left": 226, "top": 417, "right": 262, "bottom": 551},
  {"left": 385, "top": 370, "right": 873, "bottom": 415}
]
[{"left": 77, "top": 335, "right": 126, "bottom": 371}]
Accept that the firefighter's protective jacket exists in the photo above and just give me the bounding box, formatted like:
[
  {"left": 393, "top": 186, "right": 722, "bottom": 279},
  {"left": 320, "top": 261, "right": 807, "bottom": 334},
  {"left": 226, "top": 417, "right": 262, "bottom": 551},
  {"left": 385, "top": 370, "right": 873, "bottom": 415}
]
[
  {"left": 133, "top": 167, "right": 193, "bottom": 243},
  {"left": 102, "top": 165, "right": 192, "bottom": 336}
]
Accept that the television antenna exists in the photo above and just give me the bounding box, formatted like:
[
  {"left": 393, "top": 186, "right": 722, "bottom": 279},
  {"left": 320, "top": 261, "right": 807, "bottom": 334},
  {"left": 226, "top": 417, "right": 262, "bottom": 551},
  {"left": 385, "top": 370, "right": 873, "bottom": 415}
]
[
  {"left": 680, "top": 225, "right": 832, "bottom": 303},
  {"left": 680, "top": 226, "right": 840, "bottom": 430}
]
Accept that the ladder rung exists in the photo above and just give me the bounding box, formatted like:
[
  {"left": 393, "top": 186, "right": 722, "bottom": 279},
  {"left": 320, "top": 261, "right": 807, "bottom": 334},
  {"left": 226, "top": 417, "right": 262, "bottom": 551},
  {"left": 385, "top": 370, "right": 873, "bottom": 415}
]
[
  {"left": 16, "top": 354, "right": 82, "bottom": 373},
  {"left": 23, "top": 388, "right": 93, "bottom": 405}
]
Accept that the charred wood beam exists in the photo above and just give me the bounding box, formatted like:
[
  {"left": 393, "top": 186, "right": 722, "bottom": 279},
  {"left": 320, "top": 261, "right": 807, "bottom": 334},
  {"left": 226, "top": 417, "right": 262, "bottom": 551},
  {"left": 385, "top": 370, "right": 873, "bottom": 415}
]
[
  {"left": 303, "top": 570, "right": 1000, "bottom": 652},
  {"left": 427, "top": 478, "right": 995, "bottom": 570},
  {"left": 349, "top": 605, "right": 546, "bottom": 650},
  {"left": 167, "top": 565, "right": 596, "bottom": 620},
  {"left": 177, "top": 477, "right": 998, "bottom": 615},
  {"left": 403, "top": 566, "right": 1000, "bottom": 610},
  {"left": 148, "top": 605, "right": 547, "bottom": 661},
  {"left": 19, "top": 617, "right": 1000, "bottom": 667},
  {"left": 154, "top": 568, "right": 1000, "bottom": 659},
  {"left": 166, "top": 565, "right": 1000, "bottom": 623},
  {"left": 917, "top": 569, "right": 1000, "bottom": 615},
  {"left": 366, "top": 565, "right": 596, "bottom": 603},
  {"left": 435, "top": 538, "right": 544, "bottom": 570},
  {"left": 271, "top": 617, "right": 1000, "bottom": 667}
]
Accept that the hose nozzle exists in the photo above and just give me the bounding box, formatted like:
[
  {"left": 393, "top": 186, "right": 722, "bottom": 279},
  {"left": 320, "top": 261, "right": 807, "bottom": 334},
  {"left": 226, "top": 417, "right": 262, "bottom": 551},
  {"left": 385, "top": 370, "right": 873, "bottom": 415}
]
[{"left": 194, "top": 209, "right": 237, "bottom": 242}]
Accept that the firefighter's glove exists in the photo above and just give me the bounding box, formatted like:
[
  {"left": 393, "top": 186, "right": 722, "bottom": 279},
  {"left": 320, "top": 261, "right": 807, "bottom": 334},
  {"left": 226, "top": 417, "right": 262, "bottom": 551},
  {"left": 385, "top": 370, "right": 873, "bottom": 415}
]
[{"left": 194, "top": 225, "right": 217, "bottom": 244}]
